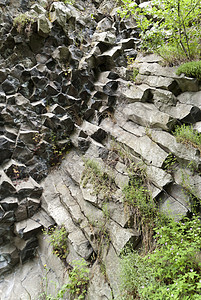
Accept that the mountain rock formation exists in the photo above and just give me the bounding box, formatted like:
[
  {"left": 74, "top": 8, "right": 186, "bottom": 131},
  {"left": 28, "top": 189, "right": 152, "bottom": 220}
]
[{"left": 0, "top": 0, "right": 201, "bottom": 299}]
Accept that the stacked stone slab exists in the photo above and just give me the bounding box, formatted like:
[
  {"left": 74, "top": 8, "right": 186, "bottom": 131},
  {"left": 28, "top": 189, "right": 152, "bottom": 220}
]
[{"left": 0, "top": 0, "right": 201, "bottom": 298}]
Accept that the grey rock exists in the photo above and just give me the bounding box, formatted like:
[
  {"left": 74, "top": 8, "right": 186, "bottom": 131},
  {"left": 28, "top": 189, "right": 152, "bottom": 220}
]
[
  {"left": 31, "top": 209, "right": 54, "bottom": 228},
  {"left": 0, "top": 171, "right": 16, "bottom": 200},
  {"left": 0, "top": 135, "right": 15, "bottom": 164},
  {"left": 123, "top": 102, "right": 176, "bottom": 131},
  {"left": 138, "top": 62, "right": 176, "bottom": 77},
  {"left": 31, "top": 3, "right": 46, "bottom": 15},
  {"left": 15, "top": 199, "right": 28, "bottom": 222},
  {"left": 14, "top": 218, "right": 42, "bottom": 240},
  {"left": 175, "top": 76, "right": 200, "bottom": 92},
  {"left": 92, "top": 32, "right": 116, "bottom": 44},
  {"left": 96, "top": 17, "right": 113, "bottom": 32},
  {"left": 0, "top": 197, "right": 18, "bottom": 211},
  {"left": 108, "top": 220, "right": 141, "bottom": 255},
  {"left": 166, "top": 103, "right": 201, "bottom": 123},
  {"left": 2, "top": 76, "right": 20, "bottom": 95},
  {"left": 145, "top": 165, "right": 172, "bottom": 189},
  {"left": 59, "top": 115, "right": 74, "bottom": 133},
  {"left": 81, "top": 120, "right": 107, "bottom": 143},
  {"left": 0, "top": 244, "right": 19, "bottom": 276},
  {"left": 150, "top": 129, "right": 200, "bottom": 165},
  {"left": 152, "top": 88, "right": 177, "bottom": 110},
  {"left": 118, "top": 80, "right": 151, "bottom": 102},
  {"left": 19, "top": 237, "right": 38, "bottom": 263},
  {"left": 87, "top": 262, "right": 112, "bottom": 300},
  {"left": 159, "top": 183, "right": 190, "bottom": 221},
  {"left": 174, "top": 168, "right": 201, "bottom": 200},
  {"left": 52, "top": 46, "right": 70, "bottom": 63},
  {"left": 0, "top": 69, "right": 8, "bottom": 83},
  {"left": 101, "top": 119, "right": 168, "bottom": 167},
  {"left": 19, "top": 130, "right": 40, "bottom": 145},
  {"left": 177, "top": 91, "right": 201, "bottom": 109},
  {"left": 16, "top": 176, "right": 43, "bottom": 200}
]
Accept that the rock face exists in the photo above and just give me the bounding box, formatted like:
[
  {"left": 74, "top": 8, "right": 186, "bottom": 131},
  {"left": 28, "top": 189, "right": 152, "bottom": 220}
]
[{"left": 0, "top": 0, "right": 201, "bottom": 299}]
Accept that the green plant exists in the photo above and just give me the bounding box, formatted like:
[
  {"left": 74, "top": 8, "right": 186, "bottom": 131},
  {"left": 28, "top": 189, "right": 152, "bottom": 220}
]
[
  {"left": 39, "top": 265, "right": 56, "bottom": 300},
  {"left": 58, "top": 259, "right": 89, "bottom": 300},
  {"left": 120, "top": 215, "right": 201, "bottom": 299},
  {"left": 119, "top": 0, "right": 201, "bottom": 64},
  {"left": 44, "top": 225, "right": 69, "bottom": 260},
  {"left": 173, "top": 124, "right": 201, "bottom": 152},
  {"left": 13, "top": 13, "right": 35, "bottom": 33},
  {"left": 127, "top": 56, "right": 139, "bottom": 81},
  {"left": 176, "top": 61, "right": 201, "bottom": 80},
  {"left": 123, "top": 176, "right": 162, "bottom": 251},
  {"left": 81, "top": 159, "right": 116, "bottom": 200},
  {"left": 163, "top": 152, "right": 178, "bottom": 173}
]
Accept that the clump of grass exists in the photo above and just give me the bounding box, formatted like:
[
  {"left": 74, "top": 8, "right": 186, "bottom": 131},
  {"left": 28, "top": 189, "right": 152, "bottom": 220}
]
[
  {"left": 13, "top": 13, "right": 35, "bottom": 33},
  {"left": 173, "top": 124, "right": 201, "bottom": 152},
  {"left": 81, "top": 159, "right": 116, "bottom": 200},
  {"left": 176, "top": 61, "right": 201, "bottom": 80}
]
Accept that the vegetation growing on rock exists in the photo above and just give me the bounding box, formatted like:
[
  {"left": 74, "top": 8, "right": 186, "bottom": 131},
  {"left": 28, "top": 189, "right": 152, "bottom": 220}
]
[
  {"left": 176, "top": 61, "right": 201, "bottom": 80},
  {"left": 119, "top": 0, "right": 201, "bottom": 65}
]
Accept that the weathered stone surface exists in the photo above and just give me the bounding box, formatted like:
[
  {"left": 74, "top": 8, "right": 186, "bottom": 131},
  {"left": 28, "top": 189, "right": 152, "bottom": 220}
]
[
  {"left": 14, "top": 218, "right": 42, "bottom": 240},
  {"left": 104, "top": 245, "right": 121, "bottom": 299},
  {"left": 175, "top": 76, "right": 200, "bottom": 92},
  {"left": 137, "top": 62, "right": 176, "bottom": 77},
  {"left": 123, "top": 102, "right": 176, "bottom": 131},
  {"left": 146, "top": 165, "right": 173, "bottom": 189},
  {"left": 1, "top": 0, "right": 201, "bottom": 295},
  {"left": 0, "top": 197, "right": 18, "bottom": 211},
  {"left": 2, "top": 76, "right": 20, "bottom": 95},
  {"left": 174, "top": 168, "right": 201, "bottom": 200},
  {"left": 152, "top": 88, "right": 177, "bottom": 110},
  {"left": 16, "top": 176, "right": 43, "bottom": 199},
  {"left": 159, "top": 183, "right": 190, "bottom": 221},
  {"left": 177, "top": 91, "right": 201, "bottom": 109},
  {"left": 0, "top": 136, "right": 15, "bottom": 164},
  {"left": 0, "top": 171, "right": 16, "bottom": 200},
  {"left": 118, "top": 80, "right": 151, "bottom": 102},
  {"left": 108, "top": 220, "right": 140, "bottom": 255},
  {"left": 150, "top": 129, "right": 200, "bottom": 165},
  {"left": 101, "top": 118, "right": 168, "bottom": 167},
  {"left": 87, "top": 262, "right": 112, "bottom": 300},
  {"left": 136, "top": 74, "right": 176, "bottom": 90},
  {"left": 81, "top": 120, "right": 107, "bottom": 143},
  {"left": 41, "top": 171, "right": 93, "bottom": 260},
  {"left": 166, "top": 103, "right": 201, "bottom": 123},
  {"left": 0, "top": 244, "right": 19, "bottom": 276}
]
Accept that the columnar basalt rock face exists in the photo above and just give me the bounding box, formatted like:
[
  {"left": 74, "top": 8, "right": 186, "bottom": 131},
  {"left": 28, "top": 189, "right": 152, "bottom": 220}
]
[{"left": 0, "top": 0, "right": 201, "bottom": 299}]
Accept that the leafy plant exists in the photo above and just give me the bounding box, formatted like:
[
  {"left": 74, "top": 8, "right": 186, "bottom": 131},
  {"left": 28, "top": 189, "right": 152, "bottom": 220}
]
[
  {"left": 127, "top": 56, "right": 139, "bottom": 82},
  {"left": 163, "top": 152, "right": 178, "bottom": 173},
  {"left": 13, "top": 13, "right": 35, "bottom": 33},
  {"left": 173, "top": 124, "right": 201, "bottom": 152},
  {"left": 123, "top": 175, "right": 163, "bottom": 251},
  {"left": 120, "top": 215, "right": 201, "bottom": 299},
  {"left": 58, "top": 259, "right": 89, "bottom": 300},
  {"left": 44, "top": 225, "right": 69, "bottom": 260},
  {"left": 176, "top": 60, "right": 201, "bottom": 80},
  {"left": 119, "top": 0, "right": 201, "bottom": 64}
]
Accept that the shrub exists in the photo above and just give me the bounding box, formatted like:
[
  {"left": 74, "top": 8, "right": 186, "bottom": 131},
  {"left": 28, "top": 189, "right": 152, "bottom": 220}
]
[
  {"left": 57, "top": 259, "right": 89, "bottom": 300},
  {"left": 44, "top": 225, "right": 69, "bottom": 260},
  {"left": 173, "top": 124, "right": 201, "bottom": 152},
  {"left": 119, "top": 0, "right": 201, "bottom": 64},
  {"left": 176, "top": 61, "right": 201, "bottom": 80},
  {"left": 120, "top": 215, "right": 201, "bottom": 299}
]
